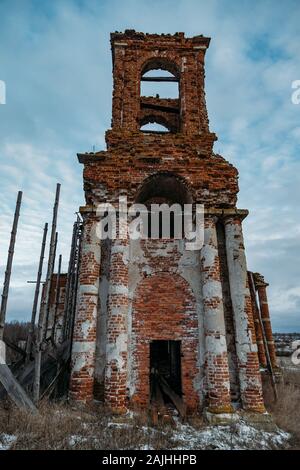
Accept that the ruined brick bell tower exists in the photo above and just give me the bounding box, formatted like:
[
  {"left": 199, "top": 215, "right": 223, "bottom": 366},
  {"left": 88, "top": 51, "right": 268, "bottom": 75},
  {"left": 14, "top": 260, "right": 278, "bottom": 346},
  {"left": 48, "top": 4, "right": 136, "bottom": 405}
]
[{"left": 70, "top": 30, "right": 270, "bottom": 416}]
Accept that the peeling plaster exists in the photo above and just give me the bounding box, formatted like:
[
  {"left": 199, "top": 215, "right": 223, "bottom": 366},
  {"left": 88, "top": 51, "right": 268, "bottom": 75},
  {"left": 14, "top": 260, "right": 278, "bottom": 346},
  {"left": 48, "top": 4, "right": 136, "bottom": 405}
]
[
  {"left": 205, "top": 334, "right": 228, "bottom": 354},
  {"left": 106, "top": 333, "right": 127, "bottom": 374},
  {"left": 78, "top": 284, "right": 99, "bottom": 296},
  {"left": 109, "top": 285, "right": 129, "bottom": 295}
]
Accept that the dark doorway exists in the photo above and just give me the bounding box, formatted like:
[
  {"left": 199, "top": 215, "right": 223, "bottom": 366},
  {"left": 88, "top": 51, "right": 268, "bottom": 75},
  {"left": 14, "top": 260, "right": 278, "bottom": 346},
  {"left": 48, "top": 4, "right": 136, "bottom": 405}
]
[{"left": 150, "top": 340, "right": 182, "bottom": 398}]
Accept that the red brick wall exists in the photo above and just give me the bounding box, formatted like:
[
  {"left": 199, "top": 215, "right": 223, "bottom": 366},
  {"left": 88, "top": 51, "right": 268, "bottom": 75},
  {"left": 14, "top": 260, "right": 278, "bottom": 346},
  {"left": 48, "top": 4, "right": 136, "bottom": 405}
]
[
  {"left": 110, "top": 30, "right": 210, "bottom": 135},
  {"left": 131, "top": 272, "right": 199, "bottom": 413},
  {"left": 72, "top": 31, "right": 274, "bottom": 414}
]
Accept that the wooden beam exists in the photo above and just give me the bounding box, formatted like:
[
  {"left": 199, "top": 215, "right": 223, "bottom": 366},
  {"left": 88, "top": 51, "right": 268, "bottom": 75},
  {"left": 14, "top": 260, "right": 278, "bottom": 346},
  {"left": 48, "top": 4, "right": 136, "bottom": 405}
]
[
  {"left": 4, "top": 339, "right": 26, "bottom": 358},
  {"left": 140, "top": 102, "right": 179, "bottom": 114},
  {"left": 141, "top": 76, "right": 178, "bottom": 82},
  {"left": 0, "top": 364, "right": 37, "bottom": 413},
  {"left": 159, "top": 376, "right": 186, "bottom": 419}
]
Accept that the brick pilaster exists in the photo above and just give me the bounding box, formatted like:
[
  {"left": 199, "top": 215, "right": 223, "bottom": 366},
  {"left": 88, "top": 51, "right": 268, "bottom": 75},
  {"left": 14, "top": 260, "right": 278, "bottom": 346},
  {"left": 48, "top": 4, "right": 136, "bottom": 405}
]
[
  {"left": 201, "top": 215, "right": 232, "bottom": 413},
  {"left": 224, "top": 216, "right": 265, "bottom": 413},
  {"left": 104, "top": 219, "right": 129, "bottom": 413},
  {"left": 69, "top": 213, "right": 101, "bottom": 402}
]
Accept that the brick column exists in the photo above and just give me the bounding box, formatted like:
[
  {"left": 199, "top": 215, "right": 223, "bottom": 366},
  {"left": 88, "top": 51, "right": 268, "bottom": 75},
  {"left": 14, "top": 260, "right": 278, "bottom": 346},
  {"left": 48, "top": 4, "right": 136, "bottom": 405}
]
[
  {"left": 69, "top": 213, "right": 101, "bottom": 402},
  {"left": 104, "top": 219, "right": 129, "bottom": 413},
  {"left": 201, "top": 215, "right": 232, "bottom": 413},
  {"left": 224, "top": 215, "right": 265, "bottom": 412},
  {"left": 254, "top": 274, "right": 277, "bottom": 369}
]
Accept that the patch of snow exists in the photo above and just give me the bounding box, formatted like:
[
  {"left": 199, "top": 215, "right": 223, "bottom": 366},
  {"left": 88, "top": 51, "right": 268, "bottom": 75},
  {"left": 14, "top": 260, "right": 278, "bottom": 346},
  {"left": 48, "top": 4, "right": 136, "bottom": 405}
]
[
  {"left": 171, "top": 420, "right": 290, "bottom": 450},
  {"left": 68, "top": 435, "right": 89, "bottom": 447},
  {"left": 0, "top": 434, "right": 17, "bottom": 450},
  {"left": 139, "top": 444, "right": 154, "bottom": 450},
  {"left": 107, "top": 422, "right": 131, "bottom": 429}
]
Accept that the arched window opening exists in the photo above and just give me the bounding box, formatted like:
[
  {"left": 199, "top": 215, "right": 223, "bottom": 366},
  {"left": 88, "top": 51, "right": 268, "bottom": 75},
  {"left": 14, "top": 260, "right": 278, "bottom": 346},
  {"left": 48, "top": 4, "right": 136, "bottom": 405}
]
[
  {"left": 141, "top": 69, "right": 178, "bottom": 99},
  {"left": 140, "top": 122, "right": 169, "bottom": 133},
  {"left": 139, "top": 113, "right": 177, "bottom": 134},
  {"left": 140, "top": 59, "right": 180, "bottom": 134},
  {"left": 135, "top": 173, "right": 192, "bottom": 239}
]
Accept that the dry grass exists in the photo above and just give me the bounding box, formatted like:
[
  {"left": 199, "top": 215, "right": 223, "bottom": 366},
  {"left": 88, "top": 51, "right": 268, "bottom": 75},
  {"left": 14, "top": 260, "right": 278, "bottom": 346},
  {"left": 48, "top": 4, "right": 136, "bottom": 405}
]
[
  {"left": 264, "top": 370, "right": 300, "bottom": 449},
  {"left": 0, "top": 400, "right": 175, "bottom": 450},
  {"left": 1, "top": 369, "right": 299, "bottom": 450}
]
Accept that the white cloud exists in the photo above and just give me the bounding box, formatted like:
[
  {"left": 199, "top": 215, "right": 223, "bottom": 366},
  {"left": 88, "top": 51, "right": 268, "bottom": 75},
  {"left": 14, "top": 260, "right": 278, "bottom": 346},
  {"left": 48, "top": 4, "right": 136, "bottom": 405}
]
[{"left": 0, "top": 0, "right": 299, "bottom": 331}]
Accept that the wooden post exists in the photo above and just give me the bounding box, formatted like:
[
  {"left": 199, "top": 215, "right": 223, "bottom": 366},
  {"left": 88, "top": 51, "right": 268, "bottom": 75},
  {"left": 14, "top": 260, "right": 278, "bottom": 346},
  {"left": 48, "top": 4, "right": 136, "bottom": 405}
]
[
  {"left": 33, "top": 183, "right": 60, "bottom": 403},
  {"left": 249, "top": 272, "right": 278, "bottom": 401},
  {"left": 51, "top": 254, "right": 62, "bottom": 344},
  {"left": 62, "top": 221, "right": 78, "bottom": 341},
  {"left": 66, "top": 221, "right": 82, "bottom": 343},
  {"left": 44, "top": 231, "right": 58, "bottom": 339},
  {"left": 0, "top": 191, "right": 22, "bottom": 341},
  {"left": 25, "top": 223, "right": 48, "bottom": 361}
]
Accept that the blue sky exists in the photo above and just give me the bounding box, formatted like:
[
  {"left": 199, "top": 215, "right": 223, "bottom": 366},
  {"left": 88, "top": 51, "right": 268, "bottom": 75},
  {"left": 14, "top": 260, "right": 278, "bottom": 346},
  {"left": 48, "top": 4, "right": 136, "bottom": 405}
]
[{"left": 0, "top": 0, "right": 299, "bottom": 331}]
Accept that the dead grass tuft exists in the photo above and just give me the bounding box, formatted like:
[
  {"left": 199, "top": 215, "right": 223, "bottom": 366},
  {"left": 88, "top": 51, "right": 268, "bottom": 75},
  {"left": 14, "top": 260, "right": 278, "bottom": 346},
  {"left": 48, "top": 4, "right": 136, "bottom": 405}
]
[{"left": 264, "top": 370, "right": 300, "bottom": 449}]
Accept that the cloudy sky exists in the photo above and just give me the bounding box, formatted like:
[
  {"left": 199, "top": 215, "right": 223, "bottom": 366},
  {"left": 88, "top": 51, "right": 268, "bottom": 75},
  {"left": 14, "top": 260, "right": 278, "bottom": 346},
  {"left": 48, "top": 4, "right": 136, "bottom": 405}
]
[{"left": 0, "top": 0, "right": 299, "bottom": 331}]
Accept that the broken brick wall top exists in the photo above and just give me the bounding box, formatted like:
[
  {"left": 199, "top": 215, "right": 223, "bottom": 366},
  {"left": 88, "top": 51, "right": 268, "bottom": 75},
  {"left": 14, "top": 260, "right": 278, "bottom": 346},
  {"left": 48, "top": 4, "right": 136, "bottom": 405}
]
[
  {"left": 78, "top": 30, "right": 239, "bottom": 208},
  {"left": 110, "top": 29, "right": 210, "bottom": 135}
]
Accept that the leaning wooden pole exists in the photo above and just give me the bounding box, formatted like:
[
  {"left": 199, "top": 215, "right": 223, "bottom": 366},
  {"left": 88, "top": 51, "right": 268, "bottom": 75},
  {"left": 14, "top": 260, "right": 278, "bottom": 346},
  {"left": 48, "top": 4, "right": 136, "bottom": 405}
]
[
  {"left": 0, "top": 191, "right": 22, "bottom": 341},
  {"left": 249, "top": 272, "right": 278, "bottom": 401},
  {"left": 62, "top": 221, "right": 77, "bottom": 341},
  {"left": 68, "top": 221, "right": 82, "bottom": 346},
  {"left": 33, "top": 183, "right": 60, "bottom": 403},
  {"left": 51, "top": 253, "right": 62, "bottom": 344},
  {"left": 25, "top": 222, "right": 48, "bottom": 361},
  {"left": 44, "top": 231, "right": 58, "bottom": 339}
]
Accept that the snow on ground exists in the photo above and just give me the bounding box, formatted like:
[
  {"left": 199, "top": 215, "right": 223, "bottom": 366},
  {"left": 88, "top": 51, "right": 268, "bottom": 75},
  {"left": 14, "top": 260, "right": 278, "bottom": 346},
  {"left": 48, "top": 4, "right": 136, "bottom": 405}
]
[
  {"left": 92, "top": 418, "right": 290, "bottom": 450},
  {"left": 0, "top": 434, "right": 17, "bottom": 450},
  {"left": 171, "top": 420, "right": 290, "bottom": 450},
  {"left": 0, "top": 419, "right": 291, "bottom": 450}
]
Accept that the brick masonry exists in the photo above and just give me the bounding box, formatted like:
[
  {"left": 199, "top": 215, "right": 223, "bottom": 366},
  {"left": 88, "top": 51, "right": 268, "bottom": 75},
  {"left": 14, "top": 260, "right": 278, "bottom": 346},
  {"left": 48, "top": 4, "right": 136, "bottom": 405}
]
[{"left": 69, "top": 30, "right": 276, "bottom": 415}]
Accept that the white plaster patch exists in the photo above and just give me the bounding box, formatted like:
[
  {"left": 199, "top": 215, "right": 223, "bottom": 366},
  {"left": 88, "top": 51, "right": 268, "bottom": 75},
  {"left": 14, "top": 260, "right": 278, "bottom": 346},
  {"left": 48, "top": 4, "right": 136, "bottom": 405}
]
[
  {"left": 72, "top": 341, "right": 95, "bottom": 353},
  {"left": 205, "top": 334, "right": 228, "bottom": 354},
  {"left": 80, "top": 319, "right": 93, "bottom": 339},
  {"left": 106, "top": 333, "right": 128, "bottom": 373},
  {"left": 109, "top": 285, "right": 129, "bottom": 295},
  {"left": 110, "top": 305, "right": 129, "bottom": 316},
  {"left": 204, "top": 310, "right": 226, "bottom": 333},
  {"left": 72, "top": 354, "right": 87, "bottom": 372},
  {"left": 201, "top": 243, "right": 217, "bottom": 269},
  {"left": 202, "top": 279, "right": 222, "bottom": 301},
  {"left": 79, "top": 284, "right": 99, "bottom": 295}
]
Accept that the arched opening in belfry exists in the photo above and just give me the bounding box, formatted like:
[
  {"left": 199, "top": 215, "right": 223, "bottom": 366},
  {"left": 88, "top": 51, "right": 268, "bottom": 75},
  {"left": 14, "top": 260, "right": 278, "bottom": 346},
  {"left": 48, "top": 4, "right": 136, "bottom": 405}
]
[
  {"left": 141, "top": 69, "right": 179, "bottom": 99},
  {"left": 135, "top": 172, "right": 192, "bottom": 239},
  {"left": 140, "top": 121, "right": 170, "bottom": 133},
  {"left": 140, "top": 59, "right": 180, "bottom": 133}
]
